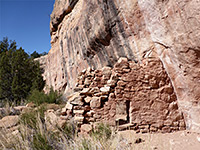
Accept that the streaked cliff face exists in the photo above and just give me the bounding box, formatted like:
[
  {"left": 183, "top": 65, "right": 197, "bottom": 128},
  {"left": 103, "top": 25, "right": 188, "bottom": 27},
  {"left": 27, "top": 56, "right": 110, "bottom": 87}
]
[{"left": 40, "top": 0, "right": 200, "bottom": 132}]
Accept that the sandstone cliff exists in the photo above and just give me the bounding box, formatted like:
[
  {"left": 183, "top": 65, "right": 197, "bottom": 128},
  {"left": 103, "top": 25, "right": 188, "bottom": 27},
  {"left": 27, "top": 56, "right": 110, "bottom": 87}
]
[{"left": 41, "top": 0, "right": 200, "bottom": 132}]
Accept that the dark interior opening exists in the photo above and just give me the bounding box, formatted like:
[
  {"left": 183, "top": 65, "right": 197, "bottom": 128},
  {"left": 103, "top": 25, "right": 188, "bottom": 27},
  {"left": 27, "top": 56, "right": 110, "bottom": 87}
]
[{"left": 126, "top": 100, "right": 130, "bottom": 123}]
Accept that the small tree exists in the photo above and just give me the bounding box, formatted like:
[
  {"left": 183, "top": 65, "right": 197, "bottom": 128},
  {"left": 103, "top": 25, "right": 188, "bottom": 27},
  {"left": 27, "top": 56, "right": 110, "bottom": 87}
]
[
  {"left": 30, "top": 51, "right": 40, "bottom": 58},
  {"left": 0, "top": 37, "right": 45, "bottom": 103},
  {"left": 30, "top": 51, "right": 47, "bottom": 59},
  {"left": 0, "top": 37, "right": 16, "bottom": 54},
  {"left": 0, "top": 52, "right": 13, "bottom": 101},
  {"left": 11, "top": 48, "right": 31, "bottom": 100}
]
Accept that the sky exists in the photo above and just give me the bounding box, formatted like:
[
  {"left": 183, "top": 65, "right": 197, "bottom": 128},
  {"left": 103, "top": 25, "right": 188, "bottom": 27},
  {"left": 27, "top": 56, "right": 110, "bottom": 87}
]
[{"left": 0, "top": 0, "right": 55, "bottom": 54}]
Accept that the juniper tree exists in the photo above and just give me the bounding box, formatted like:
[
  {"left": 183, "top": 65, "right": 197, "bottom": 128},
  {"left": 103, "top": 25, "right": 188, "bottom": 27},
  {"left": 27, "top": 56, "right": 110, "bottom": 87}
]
[
  {"left": 0, "top": 37, "right": 45, "bottom": 103},
  {"left": 0, "top": 51, "right": 13, "bottom": 100}
]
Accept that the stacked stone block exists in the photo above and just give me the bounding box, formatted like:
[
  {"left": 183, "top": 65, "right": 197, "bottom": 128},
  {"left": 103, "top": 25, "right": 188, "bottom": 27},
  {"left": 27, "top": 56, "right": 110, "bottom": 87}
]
[{"left": 61, "top": 57, "right": 186, "bottom": 133}]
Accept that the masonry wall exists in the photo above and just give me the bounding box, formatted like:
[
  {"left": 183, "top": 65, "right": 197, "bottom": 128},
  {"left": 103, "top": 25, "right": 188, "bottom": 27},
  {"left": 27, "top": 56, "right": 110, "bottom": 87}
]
[{"left": 63, "top": 57, "right": 186, "bottom": 133}]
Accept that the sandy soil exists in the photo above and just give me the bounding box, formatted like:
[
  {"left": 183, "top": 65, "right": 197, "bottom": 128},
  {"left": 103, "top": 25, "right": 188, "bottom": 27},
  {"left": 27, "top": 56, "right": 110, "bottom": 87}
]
[{"left": 117, "top": 130, "right": 200, "bottom": 150}]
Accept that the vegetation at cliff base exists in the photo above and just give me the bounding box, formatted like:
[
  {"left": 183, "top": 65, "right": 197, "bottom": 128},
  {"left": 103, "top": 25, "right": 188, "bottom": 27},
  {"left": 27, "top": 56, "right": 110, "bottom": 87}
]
[
  {"left": 27, "top": 88, "right": 61, "bottom": 106},
  {"left": 0, "top": 37, "right": 45, "bottom": 104}
]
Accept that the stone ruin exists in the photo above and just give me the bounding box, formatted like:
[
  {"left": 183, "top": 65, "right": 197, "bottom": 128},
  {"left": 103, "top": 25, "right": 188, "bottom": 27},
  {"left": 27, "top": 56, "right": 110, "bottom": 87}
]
[{"left": 61, "top": 57, "right": 186, "bottom": 133}]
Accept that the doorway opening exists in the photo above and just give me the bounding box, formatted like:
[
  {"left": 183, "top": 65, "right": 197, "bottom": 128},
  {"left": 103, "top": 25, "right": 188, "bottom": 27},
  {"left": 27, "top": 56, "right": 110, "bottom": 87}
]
[{"left": 126, "top": 100, "right": 130, "bottom": 123}]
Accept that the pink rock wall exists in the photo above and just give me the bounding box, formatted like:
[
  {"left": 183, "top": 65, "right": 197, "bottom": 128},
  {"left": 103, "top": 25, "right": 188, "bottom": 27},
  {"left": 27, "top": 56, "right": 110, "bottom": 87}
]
[{"left": 41, "top": 0, "right": 200, "bottom": 132}]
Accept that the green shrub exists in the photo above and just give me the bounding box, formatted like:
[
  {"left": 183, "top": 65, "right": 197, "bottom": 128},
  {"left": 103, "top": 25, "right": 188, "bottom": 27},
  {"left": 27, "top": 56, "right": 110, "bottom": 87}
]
[
  {"left": 32, "top": 133, "right": 52, "bottom": 150},
  {"left": 47, "top": 88, "right": 61, "bottom": 104},
  {"left": 19, "top": 105, "right": 57, "bottom": 150},
  {"left": 20, "top": 110, "right": 37, "bottom": 129},
  {"left": 27, "top": 89, "right": 48, "bottom": 106},
  {"left": 62, "top": 122, "right": 76, "bottom": 139},
  {"left": 20, "top": 105, "right": 46, "bottom": 129},
  {"left": 91, "top": 123, "right": 112, "bottom": 140},
  {"left": 37, "top": 105, "right": 47, "bottom": 121},
  {"left": 80, "top": 139, "right": 92, "bottom": 150},
  {"left": 28, "top": 88, "right": 61, "bottom": 106}
]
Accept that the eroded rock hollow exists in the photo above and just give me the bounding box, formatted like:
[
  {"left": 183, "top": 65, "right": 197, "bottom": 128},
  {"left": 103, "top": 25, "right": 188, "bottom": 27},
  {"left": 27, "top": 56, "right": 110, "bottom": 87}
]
[{"left": 40, "top": 0, "right": 200, "bottom": 132}]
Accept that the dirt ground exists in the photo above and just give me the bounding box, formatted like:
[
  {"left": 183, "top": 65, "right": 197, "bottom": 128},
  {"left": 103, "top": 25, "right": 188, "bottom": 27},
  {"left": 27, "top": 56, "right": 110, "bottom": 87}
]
[{"left": 118, "top": 130, "right": 200, "bottom": 150}]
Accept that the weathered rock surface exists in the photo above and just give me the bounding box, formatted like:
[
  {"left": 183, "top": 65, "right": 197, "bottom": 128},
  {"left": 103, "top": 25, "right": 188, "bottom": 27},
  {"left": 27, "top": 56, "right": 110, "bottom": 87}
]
[
  {"left": 80, "top": 124, "right": 92, "bottom": 133},
  {"left": 39, "top": 0, "right": 200, "bottom": 132},
  {"left": 45, "top": 109, "right": 67, "bottom": 131},
  {"left": 0, "top": 115, "right": 19, "bottom": 128}
]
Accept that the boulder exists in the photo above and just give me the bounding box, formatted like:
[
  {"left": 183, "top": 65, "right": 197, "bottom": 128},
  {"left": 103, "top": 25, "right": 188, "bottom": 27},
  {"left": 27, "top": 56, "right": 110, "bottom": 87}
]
[
  {"left": 45, "top": 110, "right": 58, "bottom": 124},
  {"left": 45, "top": 109, "right": 67, "bottom": 130},
  {"left": 57, "top": 120, "right": 67, "bottom": 128},
  {"left": 0, "top": 115, "right": 19, "bottom": 128},
  {"left": 80, "top": 124, "right": 92, "bottom": 133}
]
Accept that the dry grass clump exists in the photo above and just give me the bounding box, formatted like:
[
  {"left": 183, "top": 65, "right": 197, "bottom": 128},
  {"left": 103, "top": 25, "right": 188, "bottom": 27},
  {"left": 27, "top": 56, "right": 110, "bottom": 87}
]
[
  {"left": 0, "top": 108, "right": 133, "bottom": 150},
  {"left": 0, "top": 100, "right": 23, "bottom": 119}
]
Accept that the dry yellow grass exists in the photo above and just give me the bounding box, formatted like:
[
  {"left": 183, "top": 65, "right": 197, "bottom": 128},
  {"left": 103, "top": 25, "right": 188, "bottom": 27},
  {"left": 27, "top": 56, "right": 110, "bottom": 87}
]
[{"left": 0, "top": 110, "right": 134, "bottom": 150}]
